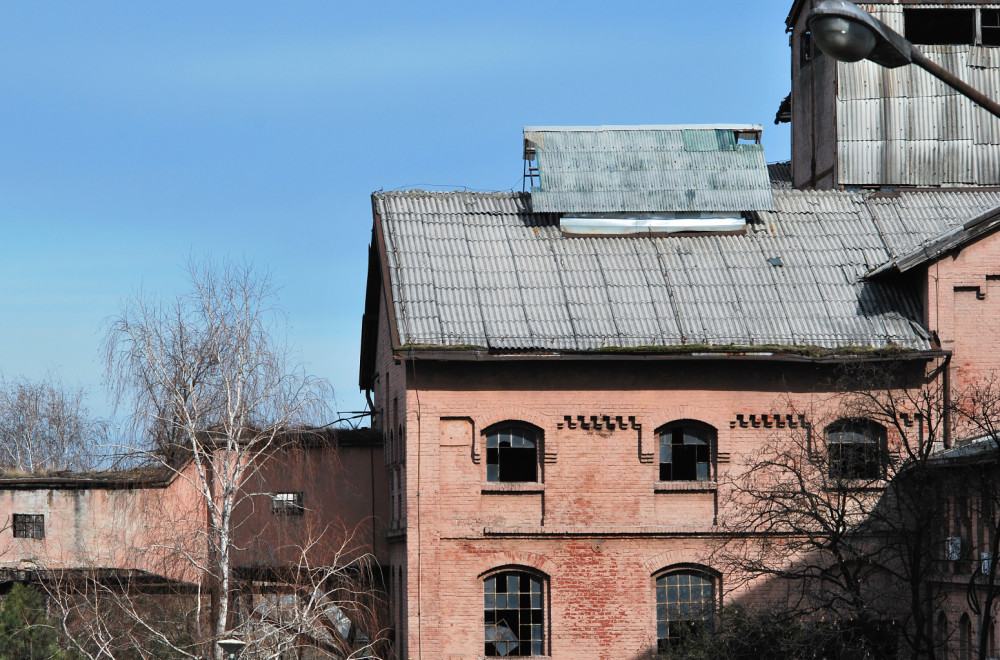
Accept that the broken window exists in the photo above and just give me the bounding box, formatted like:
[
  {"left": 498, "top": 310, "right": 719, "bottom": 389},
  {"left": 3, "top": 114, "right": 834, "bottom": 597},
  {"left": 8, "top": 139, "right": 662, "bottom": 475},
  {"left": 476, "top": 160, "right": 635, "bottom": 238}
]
[
  {"left": 272, "top": 492, "right": 304, "bottom": 515},
  {"left": 800, "top": 31, "right": 813, "bottom": 67},
  {"left": 904, "top": 9, "right": 976, "bottom": 45},
  {"left": 13, "top": 514, "right": 44, "bottom": 539},
  {"left": 984, "top": 10, "right": 1000, "bottom": 47},
  {"left": 486, "top": 425, "right": 539, "bottom": 483},
  {"left": 658, "top": 422, "right": 714, "bottom": 482},
  {"left": 656, "top": 569, "right": 715, "bottom": 652},
  {"left": 827, "top": 419, "right": 886, "bottom": 481},
  {"left": 484, "top": 570, "right": 544, "bottom": 657}
]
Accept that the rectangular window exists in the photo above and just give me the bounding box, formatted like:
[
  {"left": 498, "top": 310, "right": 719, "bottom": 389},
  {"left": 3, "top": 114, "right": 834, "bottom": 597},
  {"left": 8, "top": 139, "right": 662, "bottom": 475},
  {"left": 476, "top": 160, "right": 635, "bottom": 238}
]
[
  {"left": 800, "top": 31, "right": 813, "bottom": 68},
  {"left": 904, "top": 9, "right": 976, "bottom": 45},
  {"left": 984, "top": 10, "right": 1000, "bottom": 47},
  {"left": 13, "top": 514, "right": 44, "bottom": 539},
  {"left": 271, "top": 492, "right": 304, "bottom": 515}
]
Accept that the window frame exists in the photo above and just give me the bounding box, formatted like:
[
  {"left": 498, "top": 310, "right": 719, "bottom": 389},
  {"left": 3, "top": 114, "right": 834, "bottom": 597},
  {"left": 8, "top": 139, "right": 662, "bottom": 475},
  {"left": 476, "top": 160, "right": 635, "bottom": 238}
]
[
  {"left": 654, "top": 566, "right": 719, "bottom": 652},
  {"left": 657, "top": 420, "right": 716, "bottom": 483},
  {"left": 483, "top": 422, "right": 543, "bottom": 484},
  {"left": 12, "top": 513, "right": 44, "bottom": 539},
  {"left": 825, "top": 419, "right": 887, "bottom": 481},
  {"left": 271, "top": 492, "right": 304, "bottom": 516},
  {"left": 482, "top": 567, "right": 547, "bottom": 657}
]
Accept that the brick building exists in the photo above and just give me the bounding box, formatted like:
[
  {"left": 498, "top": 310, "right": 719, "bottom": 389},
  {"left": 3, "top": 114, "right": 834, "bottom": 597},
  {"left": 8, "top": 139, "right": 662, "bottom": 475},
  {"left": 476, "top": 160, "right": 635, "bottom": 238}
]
[{"left": 359, "top": 2, "right": 1000, "bottom": 658}]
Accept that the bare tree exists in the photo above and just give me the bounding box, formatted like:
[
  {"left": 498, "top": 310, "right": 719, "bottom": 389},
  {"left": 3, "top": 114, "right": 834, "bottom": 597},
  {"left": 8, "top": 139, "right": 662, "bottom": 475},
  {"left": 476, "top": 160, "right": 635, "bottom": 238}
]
[
  {"left": 952, "top": 373, "right": 1000, "bottom": 660},
  {"left": 715, "top": 362, "right": 950, "bottom": 660},
  {"left": 0, "top": 375, "right": 104, "bottom": 473},
  {"left": 60, "top": 259, "right": 375, "bottom": 660}
]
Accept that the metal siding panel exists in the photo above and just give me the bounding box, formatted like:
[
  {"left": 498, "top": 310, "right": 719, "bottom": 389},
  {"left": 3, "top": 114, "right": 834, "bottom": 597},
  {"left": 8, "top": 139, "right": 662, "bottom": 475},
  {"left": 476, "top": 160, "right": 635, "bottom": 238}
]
[
  {"left": 837, "top": 41, "right": 1000, "bottom": 186},
  {"left": 528, "top": 127, "right": 773, "bottom": 213}
]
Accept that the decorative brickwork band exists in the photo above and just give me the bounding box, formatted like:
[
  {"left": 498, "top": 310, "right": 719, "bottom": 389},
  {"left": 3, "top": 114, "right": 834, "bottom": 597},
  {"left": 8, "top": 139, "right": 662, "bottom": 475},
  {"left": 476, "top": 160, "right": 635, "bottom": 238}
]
[
  {"left": 730, "top": 413, "right": 810, "bottom": 429},
  {"left": 557, "top": 414, "right": 639, "bottom": 432}
]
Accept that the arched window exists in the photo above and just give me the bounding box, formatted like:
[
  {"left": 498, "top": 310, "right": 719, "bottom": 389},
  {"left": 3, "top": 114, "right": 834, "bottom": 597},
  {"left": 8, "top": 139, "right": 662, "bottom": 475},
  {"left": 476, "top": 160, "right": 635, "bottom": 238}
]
[
  {"left": 936, "top": 612, "right": 948, "bottom": 658},
  {"left": 826, "top": 419, "right": 887, "bottom": 480},
  {"left": 658, "top": 421, "right": 715, "bottom": 482},
  {"left": 655, "top": 568, "right": 716, "bottom": 651},
  {"left": 485, "top": 424, "right": 541, "bottom": 483},
  {"left": 483, "top": 569, "right": 545, "bottom": 656},
  {"left": 960, "top": 612, "right": 972, "bottom": 660}
]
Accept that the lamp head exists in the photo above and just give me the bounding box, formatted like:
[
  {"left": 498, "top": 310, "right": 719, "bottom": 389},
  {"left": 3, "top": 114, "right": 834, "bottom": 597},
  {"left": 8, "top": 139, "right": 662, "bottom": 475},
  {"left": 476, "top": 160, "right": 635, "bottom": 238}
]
[
  {"left": 808, "top": 0, "right": 914, "bottom": 68},
  {"left": 810, "top": 14, "right": 876, "bottom": 62},
  {"left": 218, "top": 638, "right": 246, "bottom": 660}
]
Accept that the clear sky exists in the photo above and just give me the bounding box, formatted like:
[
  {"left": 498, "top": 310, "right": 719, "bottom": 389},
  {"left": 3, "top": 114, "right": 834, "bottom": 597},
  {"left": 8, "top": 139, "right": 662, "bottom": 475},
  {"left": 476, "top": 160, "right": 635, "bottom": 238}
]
[{"left": 0, "top": 1, "right": 794, "bottom": 424}]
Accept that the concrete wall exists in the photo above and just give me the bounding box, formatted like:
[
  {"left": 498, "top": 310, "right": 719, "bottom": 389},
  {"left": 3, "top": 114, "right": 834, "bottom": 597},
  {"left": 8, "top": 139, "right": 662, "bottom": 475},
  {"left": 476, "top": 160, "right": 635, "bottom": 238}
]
[
  {"left": 791, "top": 0, "right": 839, "bottom": 190},
  {"left": 0, "top": 440, "right": 388, "bottom": 589},
  {"left": 0, "top": 465, "right": 206, "bottom": 584},
  {"left": 233, "top": 441, "right": 388, "bottom": 568}
]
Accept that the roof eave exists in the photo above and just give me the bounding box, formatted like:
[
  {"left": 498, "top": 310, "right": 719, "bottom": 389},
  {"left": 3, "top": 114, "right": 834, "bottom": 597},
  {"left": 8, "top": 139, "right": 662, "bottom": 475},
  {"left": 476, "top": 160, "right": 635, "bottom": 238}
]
[
  {"left": 392, "top": 346, "right": 945, "bottom": 364},
  {"left": 359, "top": 195, "right": 401, "bottom": 391},
  {"left": 866, "top": 204, "right": 1000, "bottom": 279}
]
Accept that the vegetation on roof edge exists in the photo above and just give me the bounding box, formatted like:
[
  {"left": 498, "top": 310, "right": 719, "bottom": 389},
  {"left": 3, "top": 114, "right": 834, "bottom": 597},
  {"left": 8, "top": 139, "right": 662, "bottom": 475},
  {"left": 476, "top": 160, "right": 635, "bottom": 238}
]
[{"left": 0, "top": 466, "right": 169, "bottom": 481}]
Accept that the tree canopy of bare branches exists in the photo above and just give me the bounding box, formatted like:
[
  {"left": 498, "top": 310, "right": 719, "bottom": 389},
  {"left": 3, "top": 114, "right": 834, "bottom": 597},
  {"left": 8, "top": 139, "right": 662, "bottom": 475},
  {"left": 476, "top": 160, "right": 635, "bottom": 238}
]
[
  {"left": 43, "top": 259, "right": 384, "bottom": 660},
  {"left": 0, "top": 375, "right": 104, "bottom": 474},
  {"left": 715, "top": 362, "right": 950, "bottom": 660}
]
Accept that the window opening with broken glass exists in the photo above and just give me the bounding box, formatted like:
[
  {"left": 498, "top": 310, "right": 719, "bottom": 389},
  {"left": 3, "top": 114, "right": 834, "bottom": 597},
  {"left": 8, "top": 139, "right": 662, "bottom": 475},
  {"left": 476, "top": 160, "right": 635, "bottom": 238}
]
[
  {"left": 486, "top": 426, "right": 539, "bottom": 482},
  {"left": 827, "top": 419, "right": 886, "bottom": 481},
  {"left": 656, "top": 569, "right": 715, "bottom": 652},
  {"left": 272, "top": 492, "right": 304, "bottom": 515},
  {"left": 13, "top": 513, "right": 44, "bottom": 539},
  {"left": 484, "top": 570, "right": 544, "bottom": 657},
  {"left": 659, "top": 422, "right": 714, "bottom": 481}
]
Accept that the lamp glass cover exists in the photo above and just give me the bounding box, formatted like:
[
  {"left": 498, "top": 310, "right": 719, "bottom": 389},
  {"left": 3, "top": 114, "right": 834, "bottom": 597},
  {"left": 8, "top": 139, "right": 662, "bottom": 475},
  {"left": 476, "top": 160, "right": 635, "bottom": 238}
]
[{"left": 810, "top": 15, "right": 877, "bottom": 62}]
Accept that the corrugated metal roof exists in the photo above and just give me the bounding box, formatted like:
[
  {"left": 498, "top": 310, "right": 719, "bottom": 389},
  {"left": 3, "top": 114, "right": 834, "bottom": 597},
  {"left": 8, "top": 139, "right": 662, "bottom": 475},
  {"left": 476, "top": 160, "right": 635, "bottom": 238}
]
[
  {"left": 373, "top": 187, "right": 1000, "bottom": 353},
  {"left": 838, "top": 5, "right": 1000, "bottom": 186},
  {"left": 524, "top": 126, "right": 775, "bottom": 214}
]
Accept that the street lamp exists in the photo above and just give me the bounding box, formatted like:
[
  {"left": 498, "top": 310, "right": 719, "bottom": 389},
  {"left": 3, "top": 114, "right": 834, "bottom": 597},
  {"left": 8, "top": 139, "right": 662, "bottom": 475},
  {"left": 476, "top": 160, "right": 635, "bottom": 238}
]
[
  {"left": 808, "top": 0, "right": 1000, "bottom": 119},
  {"left": 217, "top": 638, "right": 246, "bottom": 660}
]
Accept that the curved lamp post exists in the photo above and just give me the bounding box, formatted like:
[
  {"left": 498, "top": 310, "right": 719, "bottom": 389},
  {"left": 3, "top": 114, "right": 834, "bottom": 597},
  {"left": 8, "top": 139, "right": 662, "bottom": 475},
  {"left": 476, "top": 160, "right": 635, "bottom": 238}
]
[{"left": 808, "top": 0, "right": 1000, "bottom": 119}]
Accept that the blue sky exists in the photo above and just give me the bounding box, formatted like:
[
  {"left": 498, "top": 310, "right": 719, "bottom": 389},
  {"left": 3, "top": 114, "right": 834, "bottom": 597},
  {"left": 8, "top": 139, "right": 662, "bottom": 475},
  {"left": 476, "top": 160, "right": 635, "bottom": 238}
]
[{"left": 0, "top": 1, "right": 793, "bottom": 423}]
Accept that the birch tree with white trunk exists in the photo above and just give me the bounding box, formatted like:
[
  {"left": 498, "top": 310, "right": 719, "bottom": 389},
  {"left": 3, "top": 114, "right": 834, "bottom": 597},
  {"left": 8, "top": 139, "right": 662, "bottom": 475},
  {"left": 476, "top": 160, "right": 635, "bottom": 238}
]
[{"left": 100, "top": 259, "right": 331, "bottom": 659}]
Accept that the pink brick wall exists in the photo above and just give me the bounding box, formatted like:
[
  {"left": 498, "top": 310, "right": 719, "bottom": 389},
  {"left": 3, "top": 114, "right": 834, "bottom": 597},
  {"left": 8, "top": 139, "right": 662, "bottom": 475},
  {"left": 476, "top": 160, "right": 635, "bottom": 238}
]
[
  {"left": 924, "top": 230, "right": 1000, "bottom": 398},
  {"left": 386, "top": 355, "right": 930, "bottom": 660}
]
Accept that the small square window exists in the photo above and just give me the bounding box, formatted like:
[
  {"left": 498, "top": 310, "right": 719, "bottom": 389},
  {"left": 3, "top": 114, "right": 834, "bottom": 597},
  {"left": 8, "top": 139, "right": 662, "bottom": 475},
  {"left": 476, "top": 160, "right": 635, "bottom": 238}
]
[
  {"left": 272, "top": 492, "right": 304, "bottom": 515},
  {"left": 13, "top": 514, "right": 44, "bottom": 539},
  {"left": 827, "top": 420, "right": 886, "bottom": 481}
]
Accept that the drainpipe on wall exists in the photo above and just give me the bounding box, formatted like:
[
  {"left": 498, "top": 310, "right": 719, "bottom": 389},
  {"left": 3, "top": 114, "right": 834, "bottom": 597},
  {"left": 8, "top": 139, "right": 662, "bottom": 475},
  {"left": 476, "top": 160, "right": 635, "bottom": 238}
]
[{"left": 943, "top": 353, "right": 952, "bottom": 449}]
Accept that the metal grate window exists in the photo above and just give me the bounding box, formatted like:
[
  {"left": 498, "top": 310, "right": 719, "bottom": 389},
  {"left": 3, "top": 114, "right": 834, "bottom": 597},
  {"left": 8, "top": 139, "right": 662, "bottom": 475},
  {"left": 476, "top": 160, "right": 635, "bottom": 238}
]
[
  {"left": 271, "top": 492, "right": 304, "bottom": 515},
  {"left": 656, "top": 570, "right": 715, "bottom": 651},
  {"left": 827, "top": 420, "right": 886, "bottom": 481},
  {"left": 13, "top": 514, "right": 44, "bottom": 539},
  {"left": 484, "top": 571, "right": 544, "bottom": 656}
]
